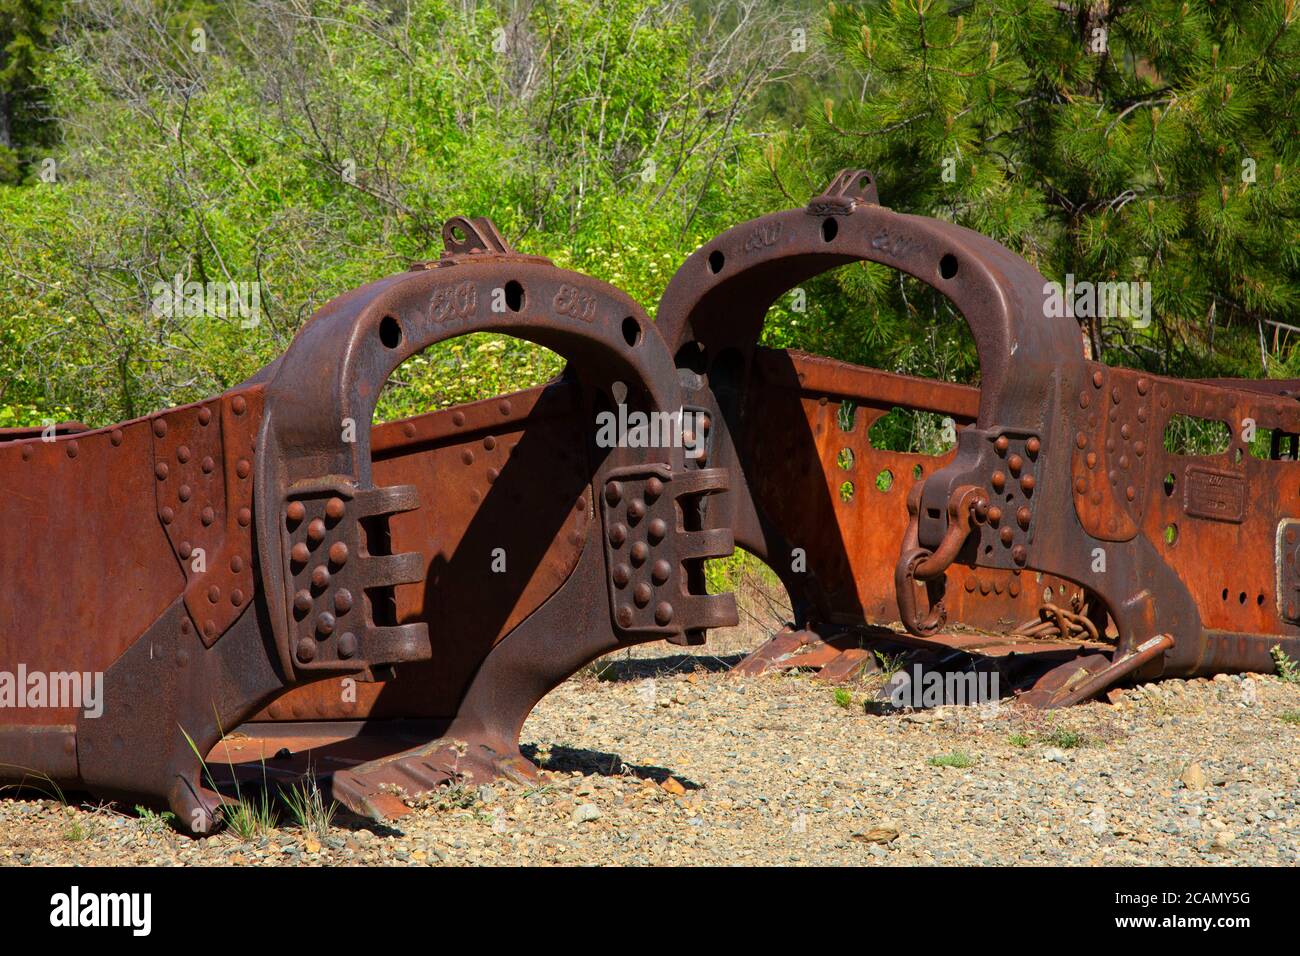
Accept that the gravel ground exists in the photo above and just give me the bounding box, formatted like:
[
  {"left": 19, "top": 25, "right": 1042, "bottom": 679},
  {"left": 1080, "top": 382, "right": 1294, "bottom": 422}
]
[{"left": 1, "top": 631, "right": 1297, "bottom": 866}]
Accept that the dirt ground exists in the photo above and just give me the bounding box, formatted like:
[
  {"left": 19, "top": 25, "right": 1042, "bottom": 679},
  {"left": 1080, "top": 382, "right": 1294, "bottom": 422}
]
[{"left": 2, "top": 610, "right": 1297, "bottom": 865}]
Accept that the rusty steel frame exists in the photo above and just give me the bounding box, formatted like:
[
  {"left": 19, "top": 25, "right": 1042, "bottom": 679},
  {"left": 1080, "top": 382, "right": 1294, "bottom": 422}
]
[{"left": 3, "top": 173, "right": 1299, "bottom": 829}]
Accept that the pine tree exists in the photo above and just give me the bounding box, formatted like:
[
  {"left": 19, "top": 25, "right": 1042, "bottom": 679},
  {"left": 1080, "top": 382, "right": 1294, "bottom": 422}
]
[{"left": 755, "top": 0, "right": 1300, "bottom": 381}]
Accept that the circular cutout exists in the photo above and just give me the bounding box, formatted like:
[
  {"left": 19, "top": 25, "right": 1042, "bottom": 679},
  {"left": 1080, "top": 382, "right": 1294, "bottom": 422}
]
[
  {"left": 821, "top": 218, "right": 839, "bottom": 242},
  {"left": 876, "top": 469, "right": 894, "bottom": 492},
  {"left": 939, "top": 254, "right": 959, "bottom": 280},
  {"left": 839, "top": 480, "right": 855, "bottom": 503},
  {"left": 450, "top": 224, "right": 467, "bottom": 244},
  {"left": 1163, "top": 472, "right": 1176, "bottom": 496},
  {"left": 504, "top": 280, "right": 525, "bottom": 312},
  {"left": 913, "top": 464, "right": 923, "bottom": 480},
  {"left": 837, "top": 448, "right": 855, "bottom": 471},
  {"left": 379, "top": 315, "right": 403, "bottom": 349},
  {"left": 621, "top": 316, "right": 642, "bottom": 347},
  {"left": 708, "top": 250, "right": 725, "bottom": 274},
  {"left": 1164, "top": 522, "right": 1178, "bottom": 546}
]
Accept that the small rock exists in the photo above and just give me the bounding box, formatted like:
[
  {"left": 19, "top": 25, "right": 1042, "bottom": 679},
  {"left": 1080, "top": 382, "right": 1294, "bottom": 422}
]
[
  {"left": 477, "top": 785, "right": 497, "bottom": 805},
  {"left": 1043, "top": 748, "right": 1070, "bottom": 764},
  {"left": 572, "top": 804, "right": 602, "bottom": 824},
  {"left": 1181, "top": 762, "right": 1207, "bottom": 790},
  {"left": 662, "top": 777, "right": 687, "bottom": 796},
  {"left": 303, "top": 837, "right": 321, "bottom": 855},
  {"left": 851, "top": 827, "right": 900, "bottom": 844}
]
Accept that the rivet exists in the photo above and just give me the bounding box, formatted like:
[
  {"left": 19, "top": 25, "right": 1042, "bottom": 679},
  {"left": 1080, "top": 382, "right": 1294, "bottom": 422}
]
[
  {"left": 179, "top": 484, "right": 192, "bottom": 502},
  {"left": 452, "top": 411, "right": 466, "bottom": 427},
  {"left": 645, "top": 477, "right": 664, "bottom": 501},
  {"left": 325, "top": 497, "right": 346, "bottom": 521},
  {"left": 201, "top": 456, "right": 215, "bottom": 474},
  {"left": 484, "top": 436, "right": 497, "bottom": 451},
  {"left": 287, "top": 501, "right": 306, "bottom": 524},
  {"left": 1079, "top": 392, "right": 1090, "bottom": 409},
  {"left": 1026, "top": 437, "right": 1040, "bottom": 457},
  {"left": 317, "top": 612, "right": 336, "bottom": 636},
  {"left": 237, "top": 507, "right": 251, "bottom": 526},
  {"left": 994, "top": 436, "right": 1009, "bottom": 454},
  {"left": 964, "top": 578, "right": 977, "bottom": 593},
  {"left": 155, "top": 462, "right": 169, "bottom": 480},
  {"left": 329, "top": 541, "right": 349, "bottom": 566},
  {"left": 311, "top": 565, "right": 331, "bottom": 589},
  {"left": 1086, "top": 452, "right": 1097, "bottom": 469},
  {"left": 630, "top": 541, "right": 649, "bottom": 565},
  {"left": 198, "top": 406, "right": 212, "bottom": 426},
  {"left": 1135, "top": 441, "right": 1146, "bottom": 457},
  {"left": 613, "top": 563, "right": 631, "bottom": 588},
  {"left": 1074, "top": 477, "right": 1086, "bottom": 494},
  {"left": 1020, "top": 475, "right": 1035, "bottom": 494},
  {"left": 177, "top": 445, "right": 191, "bottom": 463},
  {"left": 1092, "top": 370, "right": 1104, "bottom": 388},
  {"left": 403, "top": 422, "right": 416, "bottom": 439},
  {"left": 648, "top": 518, "right": 667, "bottom": 542},
  {"left": 605, "top": 482, "right": 623, "bottom": 506},
  {"left": 110, "top": 429, "right": 123, "bottom": 446},
  {"left": 21, "top": 446, "right": 32, "bottom": 461},
  {"left": 232, "top": 395, "right": 247, "bottom": 415},
  {"left": 991, "top": 472, "right": 1006, "bottom": 492},
  {"left": 654, "top": 602, "right": 674, "bottom": 625},
  {"left": 160, "top": 507, "right": 175, "bottom": 524},
  {"left": 1137, "top": 377, "right": 1150, "bottom": 395},
  {"left": 461, "top": 449, "right": 475, "bottom": 465},
  {"left": 1011, "top": 545, "right": 1027, "bottom": 566},
  {"left": 291, "top": 542, "right": 310, "bottom": 565},
  {"left": 201, "top": 506, "right": 215, "bottom": 526},
  {"left": 987, "top": 506, "right": 1002, "bottom": 526},
  {"left": 204, "top": 621, "right": 218, "bottom": 640},
  {"left": 487, "top": 467, "right": 499, "bottom": 483},
  {"left": 633, "top": 583, "right": 652, "bottom": 607},
  {"left": 609, "top": 523, "right": 627, "bottom": 547},
  {"left": 338, "top": 632, "right": 357, "bottom": 658},
  {"left": 616, "top": 605, "right": 634, "bottom": 628},
  {"left": 628, "top": 499, "right": 646, "bottom": 522},
  {"left": 334, "top": 589, "right": 353, "bottom": 615},
  {"left": 231, "top": 589, "right": 244, "bottom": 607},
  {"left": 1000, "top": 527, "right": 1014, "bottom": 546},
  {"left": 296, "top": 638, "right": 316, "bottom": 663},
  {"left": 499, "top": 400, "right": 512, "bottom": 416},
  {"left": 178, "top": 541, "right": 193, "bottom": 560},
  {"left": 1118, "top": 455, "right": 1130, "bottom": 470},
  {"left": 1111, "top": 387, "right": 1121, "bottom": 404},
  {"left": 207, "top": 585, "right": 221, "bottom": 604},
  {"left": 66, "top": 440, "right": 78, "bottom": 459},
  {"left": 1008, "top": 454, "right": 1023, "bottom": 475},
  {"left": 652, "top": 560, "right": 671, "bottom": 584},
  {"left": 979, "top": 579, "right": 991, "bottom": 596},
  {"left": 293, "top": 589, "right": 312, "bottom": 614},
  {"left": 236, "top": 458, "right": 251, "bottom": 479},
  {"left": 1120, "top": 423, "right": 1131, "bottom": 440},
  {"left": 230, "top": 555, "right": 244, "bottom": 573},
  {"left": 1009, "top": 579, "right": 1021, "bottom": 597},
  {"left": 153, "top": 419, "right": 167, "bottom": 438},
  {"left": 306, "top": 518, "right": 326, "bottom": 543},
  {"left": 1126, "top": 486, "right": 1136, "bottom": 501},
  {"left": 1075, "top": 432, "right": 1087, "bottom": 449},
  {"left": 1016, "top": 507, "right": 1031, "bottom": 529}
]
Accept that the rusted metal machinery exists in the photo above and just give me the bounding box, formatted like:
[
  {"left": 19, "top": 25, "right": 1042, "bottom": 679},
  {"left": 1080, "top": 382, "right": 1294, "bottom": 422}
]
[
  {"left": 0, "top": 218, "right": 737, "bottom": 829},
  {"left": 4, "top": 173, "right": 1300, "bottom": 829},
  {"left": 659, "top": 170, "right": 1300, "bottom": 706}
]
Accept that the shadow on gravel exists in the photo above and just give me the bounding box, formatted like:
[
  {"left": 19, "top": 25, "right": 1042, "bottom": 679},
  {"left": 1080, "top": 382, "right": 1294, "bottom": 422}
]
[
  {"left": 588, "top": 653, "right": 745, "bottom": 682},
  {"left": 521, "top": 743, "right": 702, "bottom": 790}
]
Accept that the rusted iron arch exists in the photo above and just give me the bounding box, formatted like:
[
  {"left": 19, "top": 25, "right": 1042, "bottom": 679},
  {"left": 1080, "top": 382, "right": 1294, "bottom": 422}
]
[
  {"left": 657, "top": 187, "right": 1081, "bottom": 434},
  {"left": 253, "top": 260, "right": 689, "bottom": 681}
]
